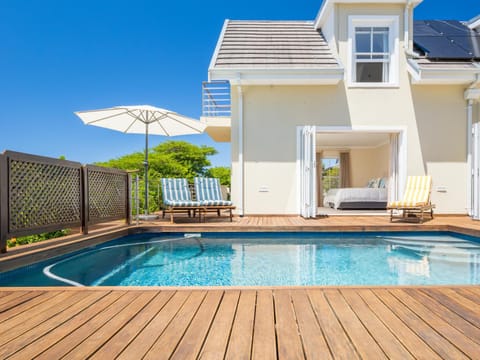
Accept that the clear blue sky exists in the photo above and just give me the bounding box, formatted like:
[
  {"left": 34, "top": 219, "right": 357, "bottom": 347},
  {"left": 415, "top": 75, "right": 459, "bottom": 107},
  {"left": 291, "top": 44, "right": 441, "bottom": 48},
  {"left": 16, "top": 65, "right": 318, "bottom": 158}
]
[{"left": 0, "top": 0, "right": 477, "bottom": 167}]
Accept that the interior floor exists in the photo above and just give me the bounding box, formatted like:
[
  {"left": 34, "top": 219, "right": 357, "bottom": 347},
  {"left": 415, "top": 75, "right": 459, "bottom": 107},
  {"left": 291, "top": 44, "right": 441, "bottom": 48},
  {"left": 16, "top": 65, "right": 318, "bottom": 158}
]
[{"left": 317, "top": 206, "right": 389, "bottom": 216}]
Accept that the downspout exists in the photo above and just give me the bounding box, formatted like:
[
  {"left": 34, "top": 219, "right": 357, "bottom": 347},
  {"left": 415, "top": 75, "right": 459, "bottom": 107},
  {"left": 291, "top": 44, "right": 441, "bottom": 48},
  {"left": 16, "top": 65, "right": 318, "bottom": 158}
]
[
  {"left": 467, "top": 98, "right": 474, "bottom": 216},
  {"left": 237, "top": 81, "right": 244, "bottom": 216},
  {"left": 403, "top": 0, "right": 413, "bottom": 52},
  {"left": 403, "top": 0, "right": 426, "bottom": 59},
  {"left": 467, "top": 73, "right": 480, "bottom": 218}
]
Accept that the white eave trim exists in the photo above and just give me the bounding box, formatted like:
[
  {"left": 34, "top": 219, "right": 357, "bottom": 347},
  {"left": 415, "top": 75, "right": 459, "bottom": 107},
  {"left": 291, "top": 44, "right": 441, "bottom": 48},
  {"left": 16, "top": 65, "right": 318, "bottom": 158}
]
[
  {"left": 467, "top": 15, "right": 480, "bottom": 30},
  {"left": 314, "top": 0, "right": 423, "bottom": 29},
  {"left": 407, "top": 59, "right": 480, "bottom": 85},
  {"left": 209, "top": 67, "right": 345, "bottom": 85},
  {"left": 208, "top": 19, "right": 229, "bottom": 81}
]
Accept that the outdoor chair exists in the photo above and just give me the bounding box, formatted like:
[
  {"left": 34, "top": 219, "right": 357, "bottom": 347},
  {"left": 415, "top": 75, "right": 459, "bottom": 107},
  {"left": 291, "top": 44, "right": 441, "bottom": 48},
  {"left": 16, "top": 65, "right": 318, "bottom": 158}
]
[
  {"left": 160, "top": 178, "right": 202, "bottom": 223},
  {"left": 194, "top": 177, "right": 235, "bottom": 222},
  {"left": 387, "top": 175, "right": 435, "bottom": 223}
]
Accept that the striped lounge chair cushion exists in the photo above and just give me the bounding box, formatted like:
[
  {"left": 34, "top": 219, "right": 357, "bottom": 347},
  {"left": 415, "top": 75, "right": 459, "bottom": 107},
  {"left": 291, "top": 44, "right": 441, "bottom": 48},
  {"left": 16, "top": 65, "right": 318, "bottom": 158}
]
[
  {"left": 200, "top": 200, "right": 233, "bottom": 206},
  {"left": 388, "top": 176, "right": 432, "bottom": 208},
  {"left": 161, "top": 178, "right": 199, "bottom": 207},
  {"left": 194, "top": 177, "right": 233, "bottom": 206}
]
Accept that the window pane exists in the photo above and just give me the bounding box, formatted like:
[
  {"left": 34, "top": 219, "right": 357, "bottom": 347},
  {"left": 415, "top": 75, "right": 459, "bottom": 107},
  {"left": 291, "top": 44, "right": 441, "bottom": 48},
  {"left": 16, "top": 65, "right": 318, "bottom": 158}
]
[
  {"left": 372, "top": 31, "right": 389, "bottom": 52},
  {"left": 355, "top": 32, "right": 371, "bottom": 52},
  {"left": 356, "top": 62, "right": 385, "bottom": 82}
]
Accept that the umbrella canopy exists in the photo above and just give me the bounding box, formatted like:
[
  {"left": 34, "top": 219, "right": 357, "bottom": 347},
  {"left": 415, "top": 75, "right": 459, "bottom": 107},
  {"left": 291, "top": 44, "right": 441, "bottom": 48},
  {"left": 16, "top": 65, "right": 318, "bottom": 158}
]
[{"left": 75, "top": 105, "right": 206, "bottom": 216}]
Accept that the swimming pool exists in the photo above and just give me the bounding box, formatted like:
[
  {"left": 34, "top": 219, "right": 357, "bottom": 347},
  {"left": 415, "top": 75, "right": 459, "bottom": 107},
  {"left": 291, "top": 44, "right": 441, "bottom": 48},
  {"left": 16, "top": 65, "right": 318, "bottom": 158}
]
[{"left": 1, "top": 232, "right": 480, "bottom": 286}]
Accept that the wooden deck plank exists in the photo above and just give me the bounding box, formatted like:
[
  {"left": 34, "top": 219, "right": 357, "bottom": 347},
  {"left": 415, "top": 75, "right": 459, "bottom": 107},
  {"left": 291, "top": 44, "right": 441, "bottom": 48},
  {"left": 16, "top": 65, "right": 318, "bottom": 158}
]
[
  {"left": 64, "top": 291, "right": 157, "bottom": 359},
  {"left": 7, "top": 291, "right": 118, "bottom": 360},
  {"left": 35, "top": 291, "right": 132, "bottom": 360},
  {"left": 340, "top": 289, "right": 414, "bottom": 360},
  {"left": 390, "top": 289, "right": 480, "bottom": 358},
  {"left": 374, "top": 289, "right": 468, "bottom": 359},
  {"left": 0, "top": 290, "right": 29, "bottom": 307},
  {"left": 324, "top": 289, "right": 387, "bottom": 359},
  {"left": 171, "top": 290, "right": 224, "bottom": 360},
  {"left": 90, "top": 291, "right": 175, "bottom": 359},
  {"left": 0, "top": 290, "right": 43, "bottom": 313},
  {"left": 0, "top": 291, "right": 60, "bottom": 323},
  {"left": 421, "top": 288, "right": 480, "bottom": 328},
  {"left": 404, "top": 288, "right": 480, "bottom": 345},
  {"left": 273, "top": 290, "right": 305, "bottom": 360},
  {"left": 199, "top": 290, "right": 240, "bottom": 360},
  {"left": 307, "top": 289, "right": 360, "bottom": 359},
  {"left": 0, "top": 290, "right": 107, "bottom": 358},
  {"left": 0, "top": 291, "right": 88, "bottom": 345},
  {"left": 252, "top": 290, "right": 277, "bottom": 360},
  {"left": 143, "top": 291, "right": 207, "bottom": 359},
  {"left": 225, "top": 290, "right": 256, "bottom": 359},
  {"left": 116, "top": 291, "right": 190, "bottom": 360},
  {"left": 290, "top": 289, "right": 332, "bottom": 360},
  {"left": 0, "top": 287, "right": 479, "bottom": 358},
  {"left": 356, "top": 289, "right": 442, "bottom": 360},
  {"left": 454, "top": 288, "right": 480, "bottom": 304}
]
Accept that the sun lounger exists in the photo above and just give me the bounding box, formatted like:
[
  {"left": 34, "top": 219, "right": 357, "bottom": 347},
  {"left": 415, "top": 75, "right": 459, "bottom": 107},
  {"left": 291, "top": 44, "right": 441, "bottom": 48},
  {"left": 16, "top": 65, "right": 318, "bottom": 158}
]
[
  {"left": 387, "top": 175, "right": 435, "bottom": 223},
  {"left": 194, "top": 177, "right": 235, "bottom": 222},
  {"left": 161, "top": 178, "right": 202, "bottom": 223}
]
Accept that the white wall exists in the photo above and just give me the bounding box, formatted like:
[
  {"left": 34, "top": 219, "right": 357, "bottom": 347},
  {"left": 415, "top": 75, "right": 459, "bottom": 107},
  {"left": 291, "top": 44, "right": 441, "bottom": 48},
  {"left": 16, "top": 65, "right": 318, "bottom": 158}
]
[
  {"left": 350, "top": 143, "right": 390, "bottom": 187},
  {"left": 229, "top": 4, "right": 469, "bottom": 215}
]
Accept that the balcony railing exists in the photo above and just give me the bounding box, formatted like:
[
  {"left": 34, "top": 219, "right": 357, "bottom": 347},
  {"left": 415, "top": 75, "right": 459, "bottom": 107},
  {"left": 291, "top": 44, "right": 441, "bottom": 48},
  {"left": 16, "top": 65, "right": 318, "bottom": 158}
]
[{"left": 202, "top": 81, "right": 231, "bottom": 117}]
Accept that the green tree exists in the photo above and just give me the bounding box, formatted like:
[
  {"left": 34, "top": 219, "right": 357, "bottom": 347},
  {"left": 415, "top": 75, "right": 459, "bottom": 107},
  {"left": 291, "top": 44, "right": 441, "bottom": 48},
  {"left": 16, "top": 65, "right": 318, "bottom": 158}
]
[
  {"left": 96, "top": 140, "right": 220, "bottom": 213},
  {"left": 207, "top": 166, "right": 231, "bottom": 186}
]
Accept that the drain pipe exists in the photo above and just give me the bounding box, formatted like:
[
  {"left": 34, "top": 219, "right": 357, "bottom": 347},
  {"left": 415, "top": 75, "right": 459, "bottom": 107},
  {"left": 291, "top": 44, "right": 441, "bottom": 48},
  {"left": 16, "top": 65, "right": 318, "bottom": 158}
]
[
  {"left": 467, "top": 98, "right": 474, "bottom": 217},
  {"left": 403, "top": 0, "right": 426, "bottom": 59},
  {"left": 466, "top": 73, "right": 480, "bottom": 218},
  {"left": 404, "top": 0, "right": 413, "bottom": 52},
  {"left": 237, "top": 80, "right": 245, "bottom": 216}
]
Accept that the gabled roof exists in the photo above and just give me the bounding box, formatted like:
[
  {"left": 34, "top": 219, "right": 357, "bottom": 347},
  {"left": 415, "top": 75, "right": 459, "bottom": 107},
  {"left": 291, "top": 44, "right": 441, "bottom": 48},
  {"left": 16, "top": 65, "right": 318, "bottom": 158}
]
[
  {"left": 209, "top": 20, "right": 344, "bottom": 85},
  {"left": 413, "top": 20, "right": 480, "bottom": 60},
  {"left": 211, "top": 20, "right": 340, "bottom": 69}
]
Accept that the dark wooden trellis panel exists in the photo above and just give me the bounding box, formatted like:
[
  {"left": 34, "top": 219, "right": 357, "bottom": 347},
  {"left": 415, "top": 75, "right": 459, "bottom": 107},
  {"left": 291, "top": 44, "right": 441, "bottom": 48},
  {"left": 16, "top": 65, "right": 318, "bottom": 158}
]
[
  {"left": 0, "top": 151, "right": 130, "bottom": 253},
  {"left": 84, "top": 165, "right": 130, "bottom": 230}
]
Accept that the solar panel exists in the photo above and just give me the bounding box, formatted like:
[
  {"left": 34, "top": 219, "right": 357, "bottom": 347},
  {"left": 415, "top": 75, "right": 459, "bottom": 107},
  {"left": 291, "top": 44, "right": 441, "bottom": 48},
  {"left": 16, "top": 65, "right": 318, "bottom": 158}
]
[{"left": 413, "top": 20, "right": 480, "bottom": 60}]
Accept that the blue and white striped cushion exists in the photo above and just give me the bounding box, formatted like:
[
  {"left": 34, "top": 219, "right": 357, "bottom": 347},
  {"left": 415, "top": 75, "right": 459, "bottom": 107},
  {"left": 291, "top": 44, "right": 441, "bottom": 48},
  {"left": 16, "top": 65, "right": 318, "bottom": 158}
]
[
  {"left": 200, "top": 200, "right": 232, "bottom": 206},
  {"left": 161, "top": 178, "right": 193, "bottom": 203},
  {"left": 194, "top": 177, "right": 222, "bottom": 201},
  {"left": 163, "top": 199, "right": 200, "bottom": 207}
]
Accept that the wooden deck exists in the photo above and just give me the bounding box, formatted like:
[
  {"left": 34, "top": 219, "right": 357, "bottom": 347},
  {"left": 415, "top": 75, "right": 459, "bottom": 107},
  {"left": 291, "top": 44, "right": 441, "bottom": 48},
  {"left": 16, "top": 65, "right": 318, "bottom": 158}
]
[{"left": 0, "top": 286, "right": 479, "bottom": 359}]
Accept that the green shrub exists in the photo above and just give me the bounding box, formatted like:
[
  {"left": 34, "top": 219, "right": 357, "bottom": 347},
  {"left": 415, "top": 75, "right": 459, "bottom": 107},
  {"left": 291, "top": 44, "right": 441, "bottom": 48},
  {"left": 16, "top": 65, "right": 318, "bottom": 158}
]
[{"left": 7, "top": 229, "right": 71, "bottom": 248}]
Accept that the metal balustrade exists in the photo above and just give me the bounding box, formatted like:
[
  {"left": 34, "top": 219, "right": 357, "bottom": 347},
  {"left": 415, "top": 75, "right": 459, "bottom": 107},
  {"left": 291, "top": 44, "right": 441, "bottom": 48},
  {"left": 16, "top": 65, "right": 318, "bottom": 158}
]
[{"left": 202, "top": 80, "right": 231, "bottom": 117}]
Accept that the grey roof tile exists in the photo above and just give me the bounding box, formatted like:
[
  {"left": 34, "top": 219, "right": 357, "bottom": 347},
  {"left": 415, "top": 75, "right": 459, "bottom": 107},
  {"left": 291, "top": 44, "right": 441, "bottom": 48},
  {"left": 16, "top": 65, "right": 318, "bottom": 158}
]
[{"left": 213, "top": 20, "right": 339, "bottom": 69}]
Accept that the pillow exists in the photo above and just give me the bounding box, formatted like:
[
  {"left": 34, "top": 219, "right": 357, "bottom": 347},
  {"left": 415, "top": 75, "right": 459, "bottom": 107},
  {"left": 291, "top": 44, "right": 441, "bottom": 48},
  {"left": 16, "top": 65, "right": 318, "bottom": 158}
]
[
  {"left": 367, "top": 178, "right": 377, "bottom": 188},
  {"left": 378, "top": 177, "right": 387, "bottom": 188}
]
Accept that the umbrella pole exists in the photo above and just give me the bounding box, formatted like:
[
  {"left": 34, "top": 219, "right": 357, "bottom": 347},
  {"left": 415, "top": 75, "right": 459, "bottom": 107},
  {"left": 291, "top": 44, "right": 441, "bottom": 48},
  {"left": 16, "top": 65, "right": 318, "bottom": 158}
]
[{"left": 144, "top": 123, "right": 149, "bottom": 215}]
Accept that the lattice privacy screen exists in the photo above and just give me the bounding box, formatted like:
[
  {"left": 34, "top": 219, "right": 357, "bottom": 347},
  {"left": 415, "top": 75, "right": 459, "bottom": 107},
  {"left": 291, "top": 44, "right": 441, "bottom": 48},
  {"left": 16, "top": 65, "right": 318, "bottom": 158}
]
[
  {"left": 8, "top": 155, "right": 82, "bottom": 233},
  {"left": 87, "top": 166, "right": 128, "bottom": 223}
]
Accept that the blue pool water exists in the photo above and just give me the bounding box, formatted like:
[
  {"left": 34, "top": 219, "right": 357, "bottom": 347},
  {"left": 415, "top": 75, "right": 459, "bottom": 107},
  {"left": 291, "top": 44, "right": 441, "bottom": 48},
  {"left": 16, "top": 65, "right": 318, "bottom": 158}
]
[{"left": 1, "top": 232, "right": 480, "bottom": 286}]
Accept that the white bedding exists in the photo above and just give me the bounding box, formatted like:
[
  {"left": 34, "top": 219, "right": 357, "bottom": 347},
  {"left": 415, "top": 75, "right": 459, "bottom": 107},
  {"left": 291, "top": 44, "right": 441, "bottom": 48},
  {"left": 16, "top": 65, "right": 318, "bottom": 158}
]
[{"left": 323, "top": 187, "right": 388, "bottom": 210}]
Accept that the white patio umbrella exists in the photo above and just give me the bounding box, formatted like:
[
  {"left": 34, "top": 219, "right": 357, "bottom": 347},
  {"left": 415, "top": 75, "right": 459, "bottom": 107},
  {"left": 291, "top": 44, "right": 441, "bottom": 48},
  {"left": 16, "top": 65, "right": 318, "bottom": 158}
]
[{"left": 75, "top": 105, "right": 206, "bottom": 217}]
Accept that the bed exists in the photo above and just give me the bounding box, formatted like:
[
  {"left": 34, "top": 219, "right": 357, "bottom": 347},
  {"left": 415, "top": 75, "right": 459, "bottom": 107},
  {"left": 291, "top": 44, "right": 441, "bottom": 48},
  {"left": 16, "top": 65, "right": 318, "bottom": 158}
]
[{"left": 323, "top": 178, "right": 388, "bottom": 210}]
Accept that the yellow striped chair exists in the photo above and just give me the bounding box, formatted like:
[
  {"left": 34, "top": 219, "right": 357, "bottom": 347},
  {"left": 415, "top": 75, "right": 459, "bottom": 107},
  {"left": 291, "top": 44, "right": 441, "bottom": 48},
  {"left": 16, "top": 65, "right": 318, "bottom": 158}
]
[{"left": 387, "top": 176, "right": 435, "bottom": 222}]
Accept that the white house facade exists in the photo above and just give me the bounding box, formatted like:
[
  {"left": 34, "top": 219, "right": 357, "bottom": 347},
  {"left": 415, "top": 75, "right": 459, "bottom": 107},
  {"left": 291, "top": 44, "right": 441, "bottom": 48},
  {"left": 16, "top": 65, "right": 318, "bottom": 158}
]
[{"left": 202, "top": 0, "right": 480, "bottom": 218}]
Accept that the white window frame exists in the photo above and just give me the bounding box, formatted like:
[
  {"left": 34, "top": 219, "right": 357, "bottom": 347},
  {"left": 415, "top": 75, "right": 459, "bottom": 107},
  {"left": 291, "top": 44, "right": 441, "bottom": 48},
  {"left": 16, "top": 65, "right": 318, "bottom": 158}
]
[{"left": 348, "top": 15, "right": 399, "bottom": 88}]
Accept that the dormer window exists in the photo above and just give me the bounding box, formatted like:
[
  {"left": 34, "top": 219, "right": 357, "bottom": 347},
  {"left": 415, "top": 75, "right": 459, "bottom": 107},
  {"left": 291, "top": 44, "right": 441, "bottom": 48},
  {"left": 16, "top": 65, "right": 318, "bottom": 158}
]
[{"left": 348, "top": 16, "right": 399, "bottom": 87}]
